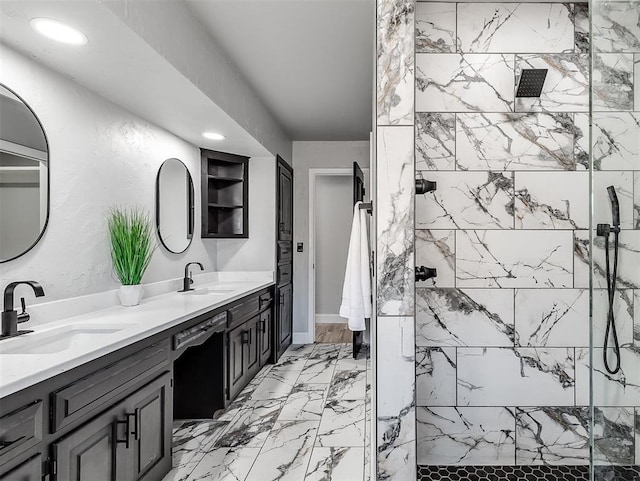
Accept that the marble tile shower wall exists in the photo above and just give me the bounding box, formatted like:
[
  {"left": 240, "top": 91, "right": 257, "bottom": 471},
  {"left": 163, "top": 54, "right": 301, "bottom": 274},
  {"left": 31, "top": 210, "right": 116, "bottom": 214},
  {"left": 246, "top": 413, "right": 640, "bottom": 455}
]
[{"left": 414, "top": 1, "right": 640, "bottom": 471}]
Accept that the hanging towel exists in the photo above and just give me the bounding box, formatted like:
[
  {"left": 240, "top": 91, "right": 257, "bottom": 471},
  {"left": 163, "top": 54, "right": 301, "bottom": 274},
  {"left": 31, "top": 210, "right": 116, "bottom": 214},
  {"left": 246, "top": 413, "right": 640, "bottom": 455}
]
[{"left": 339, "top": 201, "right": 371, "bottom": 331}]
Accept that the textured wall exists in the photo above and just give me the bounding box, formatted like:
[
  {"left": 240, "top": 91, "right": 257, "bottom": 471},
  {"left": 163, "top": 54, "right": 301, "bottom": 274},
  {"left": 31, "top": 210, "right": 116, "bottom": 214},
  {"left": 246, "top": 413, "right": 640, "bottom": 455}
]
[
  {"left": 0, "top": 45, "right": 216, "bottom": 302},
  {"left": 375, "top": 0, "right": 416, "bottom": 479},
  {"left": 414, "top": 1, "right": 640, "bottom": 476}
]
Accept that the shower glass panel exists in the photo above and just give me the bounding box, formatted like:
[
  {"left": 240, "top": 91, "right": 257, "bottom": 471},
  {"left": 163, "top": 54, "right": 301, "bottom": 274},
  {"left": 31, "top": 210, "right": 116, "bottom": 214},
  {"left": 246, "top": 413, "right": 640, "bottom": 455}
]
[{"left": 590, "top": 1, "right": 640, "bottom": 480}]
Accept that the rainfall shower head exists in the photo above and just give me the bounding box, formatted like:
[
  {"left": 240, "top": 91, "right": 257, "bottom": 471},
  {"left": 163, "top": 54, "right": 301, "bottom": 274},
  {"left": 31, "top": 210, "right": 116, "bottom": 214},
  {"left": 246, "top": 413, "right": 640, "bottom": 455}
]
[{"left": 516, "top": 69, "right": 548, "bottom": 98}]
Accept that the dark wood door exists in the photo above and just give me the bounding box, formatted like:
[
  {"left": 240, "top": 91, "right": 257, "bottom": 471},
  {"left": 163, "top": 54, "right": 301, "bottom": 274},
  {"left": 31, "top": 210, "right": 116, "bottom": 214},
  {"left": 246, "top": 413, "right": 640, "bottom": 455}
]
[
  {"left": 227, "top": 325, "right": 246, "bottom": 399},
  {"left": 275, "top": 156, "right": 293, "bottom": 359},
  {"left": 245, "top": 316, "right": 261, "bottom": 379},
  {"left": 130, "top": 373, "right": 172, "bottom": 481},
  {"left": 52, "top": 400, "right": 124, "bottom": 481},
  {"left": 353, "top": 161, "right": 365, "bottom": 204},
  {"left": 0, "top": 455, "right": 41, "bottom": 481},
  {"left": 259, "top": 309, "right": 272, "bottom": 366}
]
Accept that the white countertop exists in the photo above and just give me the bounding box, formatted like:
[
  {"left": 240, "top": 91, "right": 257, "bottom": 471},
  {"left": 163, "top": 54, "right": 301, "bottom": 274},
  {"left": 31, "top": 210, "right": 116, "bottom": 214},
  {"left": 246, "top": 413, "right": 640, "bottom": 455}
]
[{"left": 0, "top": 275, "right": 274, "bottom": 398}]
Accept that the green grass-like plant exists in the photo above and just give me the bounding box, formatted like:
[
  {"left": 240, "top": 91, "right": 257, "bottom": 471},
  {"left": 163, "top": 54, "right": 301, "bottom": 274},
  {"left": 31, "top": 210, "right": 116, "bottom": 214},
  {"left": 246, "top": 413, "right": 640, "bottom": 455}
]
[{"left": 108, "top": 207, "right": 154, "bottom": 285}]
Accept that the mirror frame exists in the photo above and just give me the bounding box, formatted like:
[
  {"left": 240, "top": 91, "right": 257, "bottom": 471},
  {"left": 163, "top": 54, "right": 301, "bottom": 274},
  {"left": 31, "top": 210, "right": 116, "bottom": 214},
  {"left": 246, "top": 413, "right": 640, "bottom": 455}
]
[
  {"left": 155, "top": 158, "right": 195, "bottom": 254},
  {"left": 0, "top": 83, "right": 50, "bottom": 263}
]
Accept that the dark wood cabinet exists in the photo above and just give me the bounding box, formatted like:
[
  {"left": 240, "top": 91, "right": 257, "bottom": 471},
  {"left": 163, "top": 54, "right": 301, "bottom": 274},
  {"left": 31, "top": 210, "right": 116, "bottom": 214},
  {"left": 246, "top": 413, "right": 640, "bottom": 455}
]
[
  {"left": 259, "top": 309, "right": 272, "bottom": 366},
  {"left": 276, "top": 156, "right": 293, "bottom": 360},
  {"left": 227, "top": 324, "right": 246, "bottom": 400},
  {"left": 0, "top": 454, "right": 41, "bottom": 481},
  {"left": 52, "top": 372, "right": 171, "bottom": 481},
  {"left": 200, "top": 149, "right": 249, "bottom": 238}
]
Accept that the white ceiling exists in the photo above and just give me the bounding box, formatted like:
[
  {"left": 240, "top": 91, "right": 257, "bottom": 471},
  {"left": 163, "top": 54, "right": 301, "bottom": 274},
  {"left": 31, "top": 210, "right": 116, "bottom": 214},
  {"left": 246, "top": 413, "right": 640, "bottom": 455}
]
[{"left": 184, "top": 0, "right": 375, "bottom": 141}]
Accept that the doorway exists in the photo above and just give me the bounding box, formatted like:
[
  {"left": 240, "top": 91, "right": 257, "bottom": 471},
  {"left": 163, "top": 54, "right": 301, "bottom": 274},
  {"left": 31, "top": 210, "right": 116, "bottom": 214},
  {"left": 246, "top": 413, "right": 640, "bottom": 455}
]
[{"left": 308, "top": 168, "right": 370, "bottom": 343}]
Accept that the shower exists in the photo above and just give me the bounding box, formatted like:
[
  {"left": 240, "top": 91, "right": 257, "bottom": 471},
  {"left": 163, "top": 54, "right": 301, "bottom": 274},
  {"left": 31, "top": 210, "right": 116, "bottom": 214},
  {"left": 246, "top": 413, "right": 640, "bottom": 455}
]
[
  {"left": 597, "top": 186, "right": 621, "bottom": 374},
  {"left": 515, "top": 68, "right": 548, "bottom": 98}
]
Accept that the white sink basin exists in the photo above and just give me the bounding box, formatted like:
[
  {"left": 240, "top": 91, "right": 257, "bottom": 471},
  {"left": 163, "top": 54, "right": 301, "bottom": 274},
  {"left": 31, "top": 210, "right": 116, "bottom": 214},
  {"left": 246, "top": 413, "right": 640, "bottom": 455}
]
[{"left": 0, "top": 324, "right": 134, "bottom": 355}]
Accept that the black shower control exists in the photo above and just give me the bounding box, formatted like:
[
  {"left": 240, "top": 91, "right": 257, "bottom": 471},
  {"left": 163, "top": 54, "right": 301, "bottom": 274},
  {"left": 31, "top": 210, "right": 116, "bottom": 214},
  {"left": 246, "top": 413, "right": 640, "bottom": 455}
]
[
  {"left": 415, "top": 266, "right": 437, "bottom": 282},
  {"left": 416, "top": 179, "right": 437, "bottom": 195}
]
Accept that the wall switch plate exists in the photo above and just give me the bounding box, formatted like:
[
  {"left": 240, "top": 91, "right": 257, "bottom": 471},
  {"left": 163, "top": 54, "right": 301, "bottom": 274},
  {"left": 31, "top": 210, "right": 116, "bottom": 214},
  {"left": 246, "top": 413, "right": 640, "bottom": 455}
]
[{"left": 297, "top": 243, "right": 303, "bottom": 252}]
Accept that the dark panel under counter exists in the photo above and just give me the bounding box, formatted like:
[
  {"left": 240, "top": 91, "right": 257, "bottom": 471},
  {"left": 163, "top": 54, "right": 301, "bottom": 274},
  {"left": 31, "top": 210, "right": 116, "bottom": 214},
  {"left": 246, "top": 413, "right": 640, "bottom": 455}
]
[{"left": 173, "top": 331, "right": 225, "bottom": 419}]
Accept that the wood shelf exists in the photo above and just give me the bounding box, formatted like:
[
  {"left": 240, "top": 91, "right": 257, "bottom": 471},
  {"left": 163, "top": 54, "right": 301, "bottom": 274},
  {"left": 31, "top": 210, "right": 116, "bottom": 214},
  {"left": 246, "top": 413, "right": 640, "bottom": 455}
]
[{"left": 201, "top": 149, "right": 249, "bottom": 238}]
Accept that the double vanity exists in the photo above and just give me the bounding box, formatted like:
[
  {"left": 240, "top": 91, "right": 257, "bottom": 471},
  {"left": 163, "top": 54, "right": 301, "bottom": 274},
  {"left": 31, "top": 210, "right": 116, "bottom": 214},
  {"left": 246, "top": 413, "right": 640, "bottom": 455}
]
[{"left": 0, "top": 273, "right": 275, "bottom": 481}]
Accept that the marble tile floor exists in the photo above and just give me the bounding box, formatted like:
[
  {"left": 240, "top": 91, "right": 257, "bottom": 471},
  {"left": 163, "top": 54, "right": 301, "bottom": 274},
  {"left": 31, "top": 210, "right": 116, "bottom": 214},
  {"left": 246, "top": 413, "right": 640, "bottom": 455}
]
[{"left": 161, "top": 342, "right": 371, "bottom": 481}]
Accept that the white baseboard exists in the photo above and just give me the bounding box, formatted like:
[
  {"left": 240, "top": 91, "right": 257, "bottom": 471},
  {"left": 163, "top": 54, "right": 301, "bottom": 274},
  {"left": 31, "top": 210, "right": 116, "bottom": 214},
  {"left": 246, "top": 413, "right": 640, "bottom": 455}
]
[
  {"left": 292, "top": 332, "right": 313, "bottom": 345},
  {"left": 315, "top": 314, "right": 347, "bottom": 324}
]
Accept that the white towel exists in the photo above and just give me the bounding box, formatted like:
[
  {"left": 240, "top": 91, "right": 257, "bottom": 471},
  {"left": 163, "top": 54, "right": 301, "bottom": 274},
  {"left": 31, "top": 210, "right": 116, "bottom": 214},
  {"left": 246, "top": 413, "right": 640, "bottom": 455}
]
[{"left": 339, "top": 201, "right": 371, "bottom": 331}]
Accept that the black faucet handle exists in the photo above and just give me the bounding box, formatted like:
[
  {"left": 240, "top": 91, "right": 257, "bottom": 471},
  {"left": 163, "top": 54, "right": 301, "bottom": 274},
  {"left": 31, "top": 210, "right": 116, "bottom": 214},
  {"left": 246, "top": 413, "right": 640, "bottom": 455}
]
[{"left": 17, "top": 297, "right": 30, "bottom": 324}]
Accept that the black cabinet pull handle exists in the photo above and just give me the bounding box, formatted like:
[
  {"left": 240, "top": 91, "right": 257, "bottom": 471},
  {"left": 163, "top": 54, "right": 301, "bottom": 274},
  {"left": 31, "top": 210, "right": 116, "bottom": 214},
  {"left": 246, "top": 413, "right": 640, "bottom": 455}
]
[
  {"left": 114, "top": 417, "right": 130, "bottom": 449},
  {"left": 261, "top": 319, "right": 266, "bottom": 333},
  {"left": 242, "top": 331, "right": 250, "bottom": 344},
  {"left": 128, "top": 412, "right": 138, "bottom": 441}
]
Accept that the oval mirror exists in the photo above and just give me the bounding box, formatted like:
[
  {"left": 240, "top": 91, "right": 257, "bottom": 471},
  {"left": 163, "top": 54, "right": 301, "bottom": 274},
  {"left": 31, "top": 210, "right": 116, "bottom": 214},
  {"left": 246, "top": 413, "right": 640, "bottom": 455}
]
[
  {"left": 0, "top": 84, "right": 49, "bottom": 263},
  {"left": 156, "top": 158, "right": 194, "bottom": 254}
]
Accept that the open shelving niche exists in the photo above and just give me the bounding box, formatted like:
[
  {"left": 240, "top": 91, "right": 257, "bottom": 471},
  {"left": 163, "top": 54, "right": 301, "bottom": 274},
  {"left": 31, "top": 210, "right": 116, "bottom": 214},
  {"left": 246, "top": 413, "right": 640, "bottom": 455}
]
[{"left": 200, "top": 148, "right": 249, "bottom": 238}]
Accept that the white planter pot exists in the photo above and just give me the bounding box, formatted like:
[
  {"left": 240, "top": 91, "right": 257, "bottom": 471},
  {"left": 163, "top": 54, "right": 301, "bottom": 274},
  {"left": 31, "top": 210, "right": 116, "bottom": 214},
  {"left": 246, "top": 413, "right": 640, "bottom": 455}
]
[{"left": 118, "top": 284, "right": 143, "bottom": 306}]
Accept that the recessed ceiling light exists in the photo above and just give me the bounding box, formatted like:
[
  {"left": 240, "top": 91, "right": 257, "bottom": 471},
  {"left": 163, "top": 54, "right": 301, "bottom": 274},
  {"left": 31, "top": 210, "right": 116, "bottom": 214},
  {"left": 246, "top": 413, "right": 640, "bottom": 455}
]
[
  {"left": 202, "top": 132, "right": 225, "bottom": 141},
  {"left": 30, "top": 18, "right": 88, "bottom": 46}
]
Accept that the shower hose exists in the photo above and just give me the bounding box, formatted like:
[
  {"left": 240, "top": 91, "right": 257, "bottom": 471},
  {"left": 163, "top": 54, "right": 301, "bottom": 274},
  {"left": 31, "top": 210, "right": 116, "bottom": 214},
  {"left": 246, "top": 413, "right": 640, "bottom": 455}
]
[{"left": 603, "top": 227, "right": 621, "bottom": 375}]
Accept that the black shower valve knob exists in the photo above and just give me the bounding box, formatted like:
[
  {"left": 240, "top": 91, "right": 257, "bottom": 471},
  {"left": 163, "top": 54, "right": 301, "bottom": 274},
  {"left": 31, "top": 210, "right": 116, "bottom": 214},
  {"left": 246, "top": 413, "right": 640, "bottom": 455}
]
[
  {"left": 415, "top": 266, "right": 437, "bottom": 282},
  {"left": 416, "top": 179, "right": 437, "bottom": 195}
]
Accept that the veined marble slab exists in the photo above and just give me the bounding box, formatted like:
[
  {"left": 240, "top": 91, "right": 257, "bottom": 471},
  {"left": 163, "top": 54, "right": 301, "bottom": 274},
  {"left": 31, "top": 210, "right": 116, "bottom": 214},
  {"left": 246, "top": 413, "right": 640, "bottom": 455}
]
[
  {"left": 417, "top": 406, "right": 516, "bottom": 465},
  {"left": 575, "top": 347, "right": 640, "bottom": 406},
  {"left": 457, "top": 3, "right": 574, "bottom": 54},
  {"left": 377, "top": 0, "right": 414, "bottom": 125},
  {"left": 592, "top": 1, "right": 640, "bottom": 53},
  {"left": 416, "top": 2, "right": 456, "bottom": 53},
  {"left": 415, "top": 346, "right": 456, "bottom": 406},
  {"left": 514, "top": 171, "right": 589, "bottom": 229},
  {"left": 516, "top": 407, "right": 589, "bottom": 465},
  {"left": 215, "top": 399, "right": 283, "bottom": 448},
  {"left": 456, "top": 112, "right": 576, "bottom": 171},
  {"left": 515, "top": 54, "right": 588, "bottom": 112},
  {"left": 593, "top": 407, "right": 635, "bottom": 465},
  {"left": 415, "top": 171, "right": 514, "bottom": 229},
  {"left": 456, "top": 230, "right": 574, "bottom": 288},
  {"left": 635, "top": 55, "right": 639, "bottom": 111},
  {"left": 592, "top": 53, "right": 634, "bottom": 112},
  {"left": 574, "top": 230, "right": 640, "bottom": 289},
  {"left": 315, "top": 398, "right": 366, "bottom": 447},
  {"left": 376, "top": 126, "right": 414, "bottom": 316},
  {"left": 416, "top": 288, "right": 514, "bottom": 347},
  {"left": 415, "top": 112, "right": 455, "bottom": 171},
  {"left": 573, "top": 3, "right": 589, "bottom": 54},
  {"left": 581, "top": 112, "right": 640, "bottom": 170},
  {"left": 305, "top": 447, "right": 365, "bottom": 481},
  {"left": 186, "top": 447, "right": 259, "bottom": 481},
  {"left": 514, "top": 289, "right": 589, "bottom": 347},
  {"left": 635, "top": 172, "right": 640, "bottom": 229},
  {"left": 415, "top": 230, "right": 455, "bottom": 288},
  {"left": 457, "top": 347, "right": 575, "bottom": 406},
  {"left": 416, "top": 54, "right": 514, "bottom": 112},
  {"left": 278, "top": 384, "right": 328, "bottom": 422}
]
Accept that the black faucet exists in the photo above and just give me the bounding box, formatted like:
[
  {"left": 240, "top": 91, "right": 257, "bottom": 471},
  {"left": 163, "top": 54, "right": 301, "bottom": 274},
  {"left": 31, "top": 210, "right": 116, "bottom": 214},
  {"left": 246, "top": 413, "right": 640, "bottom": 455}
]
[
  {"left": 179, "top": 262, "right": 204, "bottom": 292},
  {"left": 2, "top": 281, "right": 45, "bottom": 338}
]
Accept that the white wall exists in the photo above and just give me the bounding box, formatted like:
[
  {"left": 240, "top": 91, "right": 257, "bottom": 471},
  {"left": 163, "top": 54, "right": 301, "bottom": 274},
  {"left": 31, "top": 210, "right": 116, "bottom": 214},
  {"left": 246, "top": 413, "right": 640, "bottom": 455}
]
[
  {"left": 291, "top": 141, "right": 370, "bottom": 337},
  {"left": 216, "top": 155, "right": 276, "bottom": 272},
  {"left": 314, "top": 175, "right": 352, "bottom": 320},
  {"left": 0, "top": 45, "right": 216, "bottom": 303}
]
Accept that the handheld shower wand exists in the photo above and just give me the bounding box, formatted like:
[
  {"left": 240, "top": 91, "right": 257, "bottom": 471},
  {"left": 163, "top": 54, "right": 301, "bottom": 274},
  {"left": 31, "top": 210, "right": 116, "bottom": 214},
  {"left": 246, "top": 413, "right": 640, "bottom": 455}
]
[{"left": 597, "top": 186, "right": 621, "bottom": 374}]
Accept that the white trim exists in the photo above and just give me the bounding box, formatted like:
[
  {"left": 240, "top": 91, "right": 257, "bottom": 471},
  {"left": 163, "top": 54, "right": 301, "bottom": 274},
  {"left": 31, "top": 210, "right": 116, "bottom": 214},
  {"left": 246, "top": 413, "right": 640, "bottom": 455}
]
[
  {"left": 292, "top": 332, "right": 312, "bottom": 345},
  {"left": 308, "top": 167, "right": 370, "bottom": 346},
  {"left": 0, "top": 139, "right": 47, "bottom": 162},
  {"left": 315, "top": 314, "right": 347, "bottom": 324}
]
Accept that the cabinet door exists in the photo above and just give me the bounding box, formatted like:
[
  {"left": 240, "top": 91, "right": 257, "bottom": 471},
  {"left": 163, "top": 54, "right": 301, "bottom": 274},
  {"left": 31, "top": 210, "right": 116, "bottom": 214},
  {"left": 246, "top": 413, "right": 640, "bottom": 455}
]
[
  {"left": 0, "top": 454, "right": 41, "bottom": 481},
  {"left": 129, "top": 372, "right": 172, "bottom": 481},
  {"left": 277, "top": 284, "right": 293, "bottom": 357},
  {"left": 277, "top": 159, "right": 293, "bottom": 242},
  {"left": 52, "top": 402, "right": 125, "bottom": 481},
  {"left": 227, "top": 325, "right": 246, "bottom": 400},
  {"left": 245, "top": 316, "right": 260, "bottom": 378},
  {"left": 259, "top": 309, "right": 272, "bottom": 366}
]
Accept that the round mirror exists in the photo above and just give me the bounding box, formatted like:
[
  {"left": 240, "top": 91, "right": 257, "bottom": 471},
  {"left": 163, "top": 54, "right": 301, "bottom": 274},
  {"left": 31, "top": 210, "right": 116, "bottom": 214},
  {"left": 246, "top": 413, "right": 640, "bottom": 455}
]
[
  {"left": 156, "top": 158, "right": 194, "bottom": 254},
  {"left": 0, "top": 84, "right": 49, "bottom": 263}
]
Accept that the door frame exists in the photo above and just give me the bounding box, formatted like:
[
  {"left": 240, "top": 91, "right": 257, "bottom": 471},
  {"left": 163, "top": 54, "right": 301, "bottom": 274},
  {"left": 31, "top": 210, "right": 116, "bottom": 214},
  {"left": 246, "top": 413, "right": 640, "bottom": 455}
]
[{"left": 308, "top": 167, "right": 369, "bottom": 343}]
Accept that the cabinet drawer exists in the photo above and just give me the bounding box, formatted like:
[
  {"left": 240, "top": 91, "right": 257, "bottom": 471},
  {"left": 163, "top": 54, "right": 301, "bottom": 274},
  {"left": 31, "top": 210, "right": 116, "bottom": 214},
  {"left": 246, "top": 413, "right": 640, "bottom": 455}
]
[
  {"left": 277, "top": 264, "right": 292, "bottom": 285},
  {"left": 228, "top": 296, "right": 260, "bottom": 329},
  {"left": 0, "top": 401, "right": 42, "bottom": 464},
  {"left": 277, "top": 241, "right": 292, "bottom": 263},
  {"left": 51, "top": 341, "right": 170, "bottom": 433},
  {"left": 173, "top": 312, "right": 227, "bottom": 350},
  {"left": 0, "top": 454, "right": 41, "bottom": 481},
  {"left": 259, "top": 292, "right": 273, "bottom": 311}
]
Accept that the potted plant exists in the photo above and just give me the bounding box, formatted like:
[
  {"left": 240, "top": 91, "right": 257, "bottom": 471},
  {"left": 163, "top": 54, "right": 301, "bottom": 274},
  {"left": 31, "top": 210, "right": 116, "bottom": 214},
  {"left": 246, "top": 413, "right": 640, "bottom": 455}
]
[{"left": 107, "top": 206, "right": 155, "bottom": 306}]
